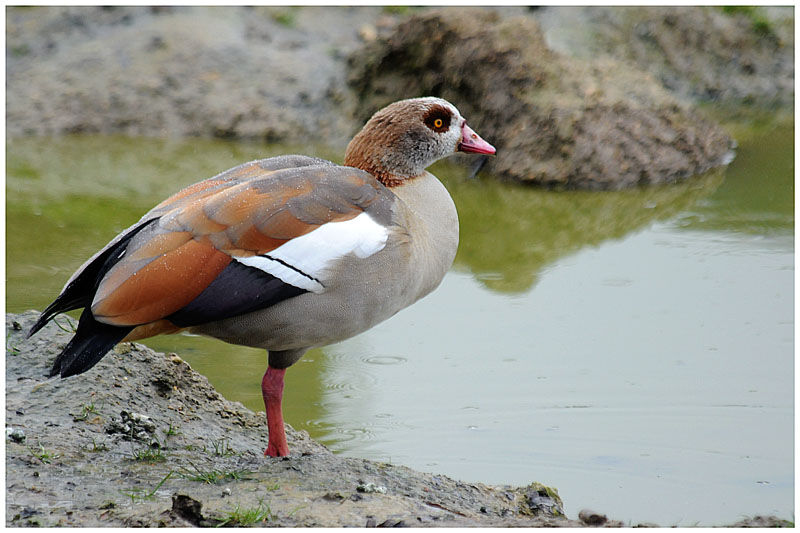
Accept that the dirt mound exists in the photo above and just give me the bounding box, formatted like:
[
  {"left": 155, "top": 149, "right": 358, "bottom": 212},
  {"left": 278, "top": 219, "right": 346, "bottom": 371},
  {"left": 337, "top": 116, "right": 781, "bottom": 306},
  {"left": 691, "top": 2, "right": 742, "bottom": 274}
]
[
  {"left": 348, "top": 9, "right": 735, "bottom": 189},
  {"left": 540, "top": 6, "right": 794, "bottom": 108},
  {"left": 6, "top": 6, "right": 374, "bottom": 144}
]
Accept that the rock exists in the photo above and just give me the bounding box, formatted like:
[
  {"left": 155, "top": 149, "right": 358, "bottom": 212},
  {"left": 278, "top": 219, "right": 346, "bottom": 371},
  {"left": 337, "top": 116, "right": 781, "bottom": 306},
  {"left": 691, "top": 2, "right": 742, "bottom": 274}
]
[
  {"left": 105, "top": 410, "right": 157, "bottom": 442},
  {"left": 6, "top": 427, "right": 26, "bottom": 443},
  {"left": 170, "top": 494, "right": 205, "bottom": 526},
  {"left": 358, "top": 482, "right": 388, "bottom": 494},
  {"left": 348, "top": 9, "right": 735, "bottom": 189},
  {"left": 377, "top": 518, "right": 407, "bottom": 527},
  {"left": 359, "top": 24, "right": 378, "bottom": 42},
  {"left": 578, "top": 508, "right": 608, "bottom": 526},
  {"left": 729, "top": 515, "right": 794, "bottom": 528},
  {"left": 516, "top": 482, "right": 565, "bottom": 518}
]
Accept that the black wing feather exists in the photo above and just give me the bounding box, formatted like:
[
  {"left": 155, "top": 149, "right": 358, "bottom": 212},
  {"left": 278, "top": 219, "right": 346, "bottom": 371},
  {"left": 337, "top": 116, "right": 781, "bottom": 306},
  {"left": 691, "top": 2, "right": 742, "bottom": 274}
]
[{"left": 167, "top": 260, "right": 307, "bottom": 327}]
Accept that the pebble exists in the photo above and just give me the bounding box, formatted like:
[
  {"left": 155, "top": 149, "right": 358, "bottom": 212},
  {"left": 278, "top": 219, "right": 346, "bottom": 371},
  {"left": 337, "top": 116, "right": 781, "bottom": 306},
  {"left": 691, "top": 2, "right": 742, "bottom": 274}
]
[
  {"left": 6, "top": 427, "right": 26, "bottom": 443},
  {"left": 357, "top": 482, "right": 387, "bottom": 494},
  {"left": 105, "top": 410, "right": 156, "bottom": 441}
]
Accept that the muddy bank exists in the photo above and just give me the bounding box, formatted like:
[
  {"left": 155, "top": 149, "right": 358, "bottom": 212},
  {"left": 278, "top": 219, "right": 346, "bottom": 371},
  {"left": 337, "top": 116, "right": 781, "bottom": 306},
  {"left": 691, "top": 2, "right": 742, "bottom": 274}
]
[
  {"left": 534, "top": 6, "right": 795, "bottom": 109},
  {"left": 6, "top": 6, "right": 383, "bottom": 143},
  {"left": 5, "top": 312, "right": 793, "bottom": 527},
  {"left": 6, "top": 6, "right": 793, "bottom": 189}
]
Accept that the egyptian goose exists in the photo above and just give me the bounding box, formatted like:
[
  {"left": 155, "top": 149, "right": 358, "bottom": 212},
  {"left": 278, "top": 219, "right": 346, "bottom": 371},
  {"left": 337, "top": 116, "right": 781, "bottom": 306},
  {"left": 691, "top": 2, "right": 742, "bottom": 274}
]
[{"left": 29, "top": 97, "right": 496, "bottom": 457}]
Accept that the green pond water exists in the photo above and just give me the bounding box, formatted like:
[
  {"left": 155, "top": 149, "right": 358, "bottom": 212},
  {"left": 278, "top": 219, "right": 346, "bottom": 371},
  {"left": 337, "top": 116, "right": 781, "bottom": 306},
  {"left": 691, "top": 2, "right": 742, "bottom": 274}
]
[{"left": 6, "top": 116, "right": 793, "bottom": 525}]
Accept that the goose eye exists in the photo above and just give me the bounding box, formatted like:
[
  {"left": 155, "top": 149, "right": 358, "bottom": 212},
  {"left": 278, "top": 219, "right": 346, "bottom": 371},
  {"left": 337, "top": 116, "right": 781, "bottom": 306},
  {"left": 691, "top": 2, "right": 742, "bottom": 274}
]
[{"left": 423, "top": 105, "right": 452, "bottom": 133}]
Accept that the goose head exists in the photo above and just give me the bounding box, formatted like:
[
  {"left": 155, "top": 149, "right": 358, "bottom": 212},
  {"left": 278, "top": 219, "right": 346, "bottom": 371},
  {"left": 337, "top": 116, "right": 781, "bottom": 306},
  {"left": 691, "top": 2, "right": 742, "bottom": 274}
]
[{"left": 344, "top": 97, "right": 496, "bottom": 187}]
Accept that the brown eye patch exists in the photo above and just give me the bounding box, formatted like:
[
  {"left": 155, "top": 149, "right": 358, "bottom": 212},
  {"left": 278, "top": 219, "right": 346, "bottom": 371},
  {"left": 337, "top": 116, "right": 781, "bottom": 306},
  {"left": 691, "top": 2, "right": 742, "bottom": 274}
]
[{"left": 423, "top": 105, "right": 452, "bottom": 134}]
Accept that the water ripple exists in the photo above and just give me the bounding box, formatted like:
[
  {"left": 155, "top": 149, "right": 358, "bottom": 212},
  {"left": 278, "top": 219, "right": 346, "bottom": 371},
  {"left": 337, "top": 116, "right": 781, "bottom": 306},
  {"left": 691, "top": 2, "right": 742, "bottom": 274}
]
[{"left": 362, "top": 355, "right": 408, "bottom": 366}]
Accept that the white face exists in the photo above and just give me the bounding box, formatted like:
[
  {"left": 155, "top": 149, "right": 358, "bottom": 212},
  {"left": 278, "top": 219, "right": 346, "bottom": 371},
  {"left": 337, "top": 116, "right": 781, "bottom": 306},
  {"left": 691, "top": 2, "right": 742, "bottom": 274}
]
[
  {"left": 419, "top": 97, "right": 464, "bottom": 150},
  {"left": 389, "top": 97, "right": 465, "bottom": 176}
]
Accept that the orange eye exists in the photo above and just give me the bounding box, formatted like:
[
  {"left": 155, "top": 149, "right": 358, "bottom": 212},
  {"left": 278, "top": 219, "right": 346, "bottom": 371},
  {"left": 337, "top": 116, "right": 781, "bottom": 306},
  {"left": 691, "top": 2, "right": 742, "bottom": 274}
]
[{"left": 434, "top": 118, "right": 443, "bottom": 129}]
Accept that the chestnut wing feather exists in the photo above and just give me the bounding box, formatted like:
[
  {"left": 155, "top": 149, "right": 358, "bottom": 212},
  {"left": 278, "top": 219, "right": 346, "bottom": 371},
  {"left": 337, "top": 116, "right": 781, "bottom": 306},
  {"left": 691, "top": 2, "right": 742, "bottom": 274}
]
[{"left": 90, "top": 162, "right": 393, "bottom": 328}]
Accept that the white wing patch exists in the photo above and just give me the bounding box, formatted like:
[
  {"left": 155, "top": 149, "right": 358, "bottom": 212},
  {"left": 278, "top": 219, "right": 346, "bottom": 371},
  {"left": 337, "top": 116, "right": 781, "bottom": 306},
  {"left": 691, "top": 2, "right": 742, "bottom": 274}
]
[
  {"left": 233, "top": 212, "right": 388, "bottom": 293},
  {"left": 234, "top": 254, "right": 325, "bottom": 293}
]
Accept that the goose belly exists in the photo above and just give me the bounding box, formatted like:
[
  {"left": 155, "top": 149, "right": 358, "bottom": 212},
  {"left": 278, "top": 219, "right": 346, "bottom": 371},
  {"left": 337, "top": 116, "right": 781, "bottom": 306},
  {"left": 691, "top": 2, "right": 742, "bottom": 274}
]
[{"left": 187, "top": 243, "right": 419, "bottom": 351}]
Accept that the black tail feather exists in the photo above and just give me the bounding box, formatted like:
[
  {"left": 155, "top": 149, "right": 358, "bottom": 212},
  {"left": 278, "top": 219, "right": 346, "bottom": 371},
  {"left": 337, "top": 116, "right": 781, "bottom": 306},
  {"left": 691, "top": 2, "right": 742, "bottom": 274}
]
[
  {"left": 50, "top": 308, "right": 133, "bottom": 378},
  {"left": 29, "top": 218, "right": 159, "bottom": 340}
]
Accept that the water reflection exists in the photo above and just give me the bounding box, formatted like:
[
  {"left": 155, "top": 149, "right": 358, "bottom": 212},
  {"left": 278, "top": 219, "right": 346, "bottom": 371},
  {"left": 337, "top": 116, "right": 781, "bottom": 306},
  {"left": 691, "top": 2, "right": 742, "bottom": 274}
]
[
  {"left": 6, "top": 135, "right": 341, "bottom": 202},
  {"left": 438, "top": 160, "right": 726, "bottom": 293},
  {"left": 677, "top": 122, "right": 794, "bottom": 235}
]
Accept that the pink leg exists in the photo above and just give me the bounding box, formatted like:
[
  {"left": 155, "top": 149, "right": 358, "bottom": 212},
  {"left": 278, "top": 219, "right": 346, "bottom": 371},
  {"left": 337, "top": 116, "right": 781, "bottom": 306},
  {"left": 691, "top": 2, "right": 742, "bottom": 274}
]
[{"left": 261, "top": 366, "right": 289, "bottom": 457}]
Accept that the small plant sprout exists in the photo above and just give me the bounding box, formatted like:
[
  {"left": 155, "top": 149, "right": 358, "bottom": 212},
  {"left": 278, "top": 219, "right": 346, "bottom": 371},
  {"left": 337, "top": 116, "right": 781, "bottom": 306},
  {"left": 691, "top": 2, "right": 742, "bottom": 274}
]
[
  {"left": 209, "top": 438, "right": 235, "bottom": 457},
  {"left": 53, "top": 315, "right": 77, "bottom": 333},
  {"left": 87, "top": 438, "right": 109, "bottom": 453},
  {"left": 72, "top": 396, "right": 103, "bottom": 422},
  {"left": 29, "top": 443, "right": 59, "bottom": 464},
  {"left": 218, "top": 500, "right": 274, "bottom": 526},
  {"left": 119, "top": 471, "right": 173, "bottom": 503},
  {"left": 270, "top": 7, "right": 297, "bottom": 28},
  {"left": 6, "top": 331, "right": 20, "bottom": 355},
  {"left": 130, "top": 444, "right": 166, "bottom": 463}
]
